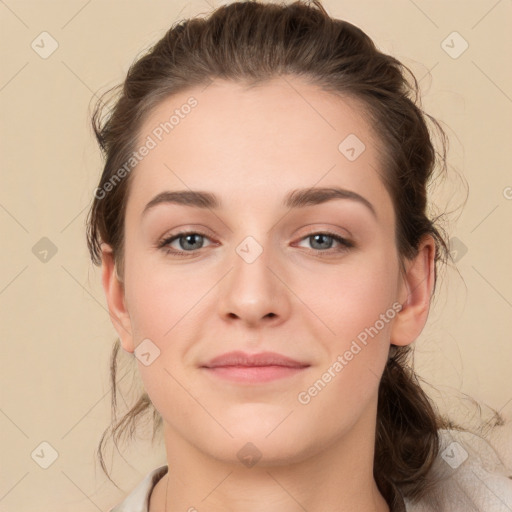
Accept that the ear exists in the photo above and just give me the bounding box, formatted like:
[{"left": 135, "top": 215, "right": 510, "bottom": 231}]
[
  {"left": 100, "top": 243, "right": 135, "bottom": 353},
  {"left": 390, "top": 234, "right": 436, "bottom": 347}
]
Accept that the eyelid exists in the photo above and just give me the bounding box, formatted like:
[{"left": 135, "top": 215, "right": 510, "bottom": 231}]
[
  {"left": 157, "top": 229, "right": 216, "bottom": 251},
  {"left": 156, "top": 225, "right": 216, "bottom": 245},
  {"left": 293, "top": 229, "right": 354, "bottom": 253}
]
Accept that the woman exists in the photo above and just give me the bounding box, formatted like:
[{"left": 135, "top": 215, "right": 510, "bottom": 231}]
[{"left": 86, "top": 1, "right": 512, "bottom": 510}]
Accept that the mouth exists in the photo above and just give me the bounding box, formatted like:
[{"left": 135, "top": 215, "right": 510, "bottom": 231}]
[{"left": 200, "top": 351, "right": 310, "bottom": 384}]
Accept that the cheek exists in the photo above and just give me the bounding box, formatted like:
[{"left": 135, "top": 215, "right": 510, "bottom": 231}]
[
  {"left": 296, "top": 251, "right": 397, "bottom": 403},
  {"left": 124, "top": 256, "right": 195, "bottom": 341},
  {"left": 300, "top": 249, "right": 398, "bottom": 342},
  {"left": 296, "top": 259, "right": 397, "bottom": 413}
]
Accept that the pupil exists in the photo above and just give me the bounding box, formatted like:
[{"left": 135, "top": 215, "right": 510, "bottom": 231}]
[
  {"left": 313, "top": 234, "right": 331, "bottom": 249},
  {"left": 183, "top": 234, "right": 202, "bottom": 250}
]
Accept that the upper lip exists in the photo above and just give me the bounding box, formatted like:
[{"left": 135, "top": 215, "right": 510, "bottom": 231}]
[{"left": 201, "top": 351, "right": 309, "bottom": 369}]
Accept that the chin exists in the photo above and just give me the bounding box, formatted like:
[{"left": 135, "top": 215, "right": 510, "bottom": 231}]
[
  {"left": 201, "top": 435, "right": 315, "bottom": 468},
  {"left": 190, "top": 416, "right": 323, "bottom": 467}
]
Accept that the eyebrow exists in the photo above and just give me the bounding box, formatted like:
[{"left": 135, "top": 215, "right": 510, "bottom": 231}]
[{"left": 142, "top": 186, "right": 377, "bottom": 219}]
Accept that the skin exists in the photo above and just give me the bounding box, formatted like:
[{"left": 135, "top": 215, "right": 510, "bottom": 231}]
[{"left": 101, "top": 76, "right": 435, "bottom": 511}]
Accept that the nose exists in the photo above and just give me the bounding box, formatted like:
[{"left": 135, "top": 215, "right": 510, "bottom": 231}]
[{"left": 217, "top": 242, "right": 291, "bottom": 329}]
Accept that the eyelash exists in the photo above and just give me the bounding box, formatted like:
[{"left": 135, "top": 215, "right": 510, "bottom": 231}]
[{"left": 157, "top": 230, "right": 354, "bottom": 258}]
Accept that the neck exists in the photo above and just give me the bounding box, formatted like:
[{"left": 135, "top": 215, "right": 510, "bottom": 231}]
[{"left": 150, "top": 404, "right": 390, "bottom": 512}]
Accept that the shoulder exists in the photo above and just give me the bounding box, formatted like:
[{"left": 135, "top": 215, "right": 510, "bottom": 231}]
[
  {"left": 404, "top": 428, "right": 512, "bottom": 512},
  {"left": 109, "top": 465, "right": 168, "bottom": 512}
]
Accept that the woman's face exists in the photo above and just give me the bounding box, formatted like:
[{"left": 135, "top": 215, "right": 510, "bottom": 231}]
[{"left": 104, "top": 76, "right": 420, "bottom": 465}]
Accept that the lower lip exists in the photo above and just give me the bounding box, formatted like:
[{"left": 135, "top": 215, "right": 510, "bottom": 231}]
[{"left": 202, "top": 365, "right": 307, "bottom": 383}]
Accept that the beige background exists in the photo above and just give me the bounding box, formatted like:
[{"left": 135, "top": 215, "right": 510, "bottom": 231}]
[{"left": 1, "top": 0, "right": 511, "bottom": 510}]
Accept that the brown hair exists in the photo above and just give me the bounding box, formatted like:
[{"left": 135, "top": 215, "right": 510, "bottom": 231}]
[{"left": 87, "top": 0, "right": 456, "bottom": 505}]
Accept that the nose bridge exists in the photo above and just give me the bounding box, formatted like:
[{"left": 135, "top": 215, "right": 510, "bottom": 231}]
[{"left": 218, "top": 230, "right": 289, "bottom": 325}]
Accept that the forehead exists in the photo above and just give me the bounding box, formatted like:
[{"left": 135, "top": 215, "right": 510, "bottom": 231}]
[{"left": 126, "top": 76, "right": 393, "bottom": 225}]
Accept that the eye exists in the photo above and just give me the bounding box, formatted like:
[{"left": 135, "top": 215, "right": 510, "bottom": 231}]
[
  {"left": 296, "top": 231, "right": 354, "bottom": 256},
  {"left": 158, "top": 231, "right": 214, "bottom": 256}
]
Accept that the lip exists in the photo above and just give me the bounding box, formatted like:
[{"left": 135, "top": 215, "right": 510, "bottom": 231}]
[
  {"left": 200, "top": 351, "right": 310, "bottom": 384},
  {"left": 202, "top": 350, "right": 308, "bottom": 368}
]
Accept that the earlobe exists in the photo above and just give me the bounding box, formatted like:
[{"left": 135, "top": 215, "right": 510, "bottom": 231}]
[
  {"left": 100, "top": 243, "right": 135, "bottom": 353},
  {"left": 390, "top": 235, "right": 436, "bottom": 348}
]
